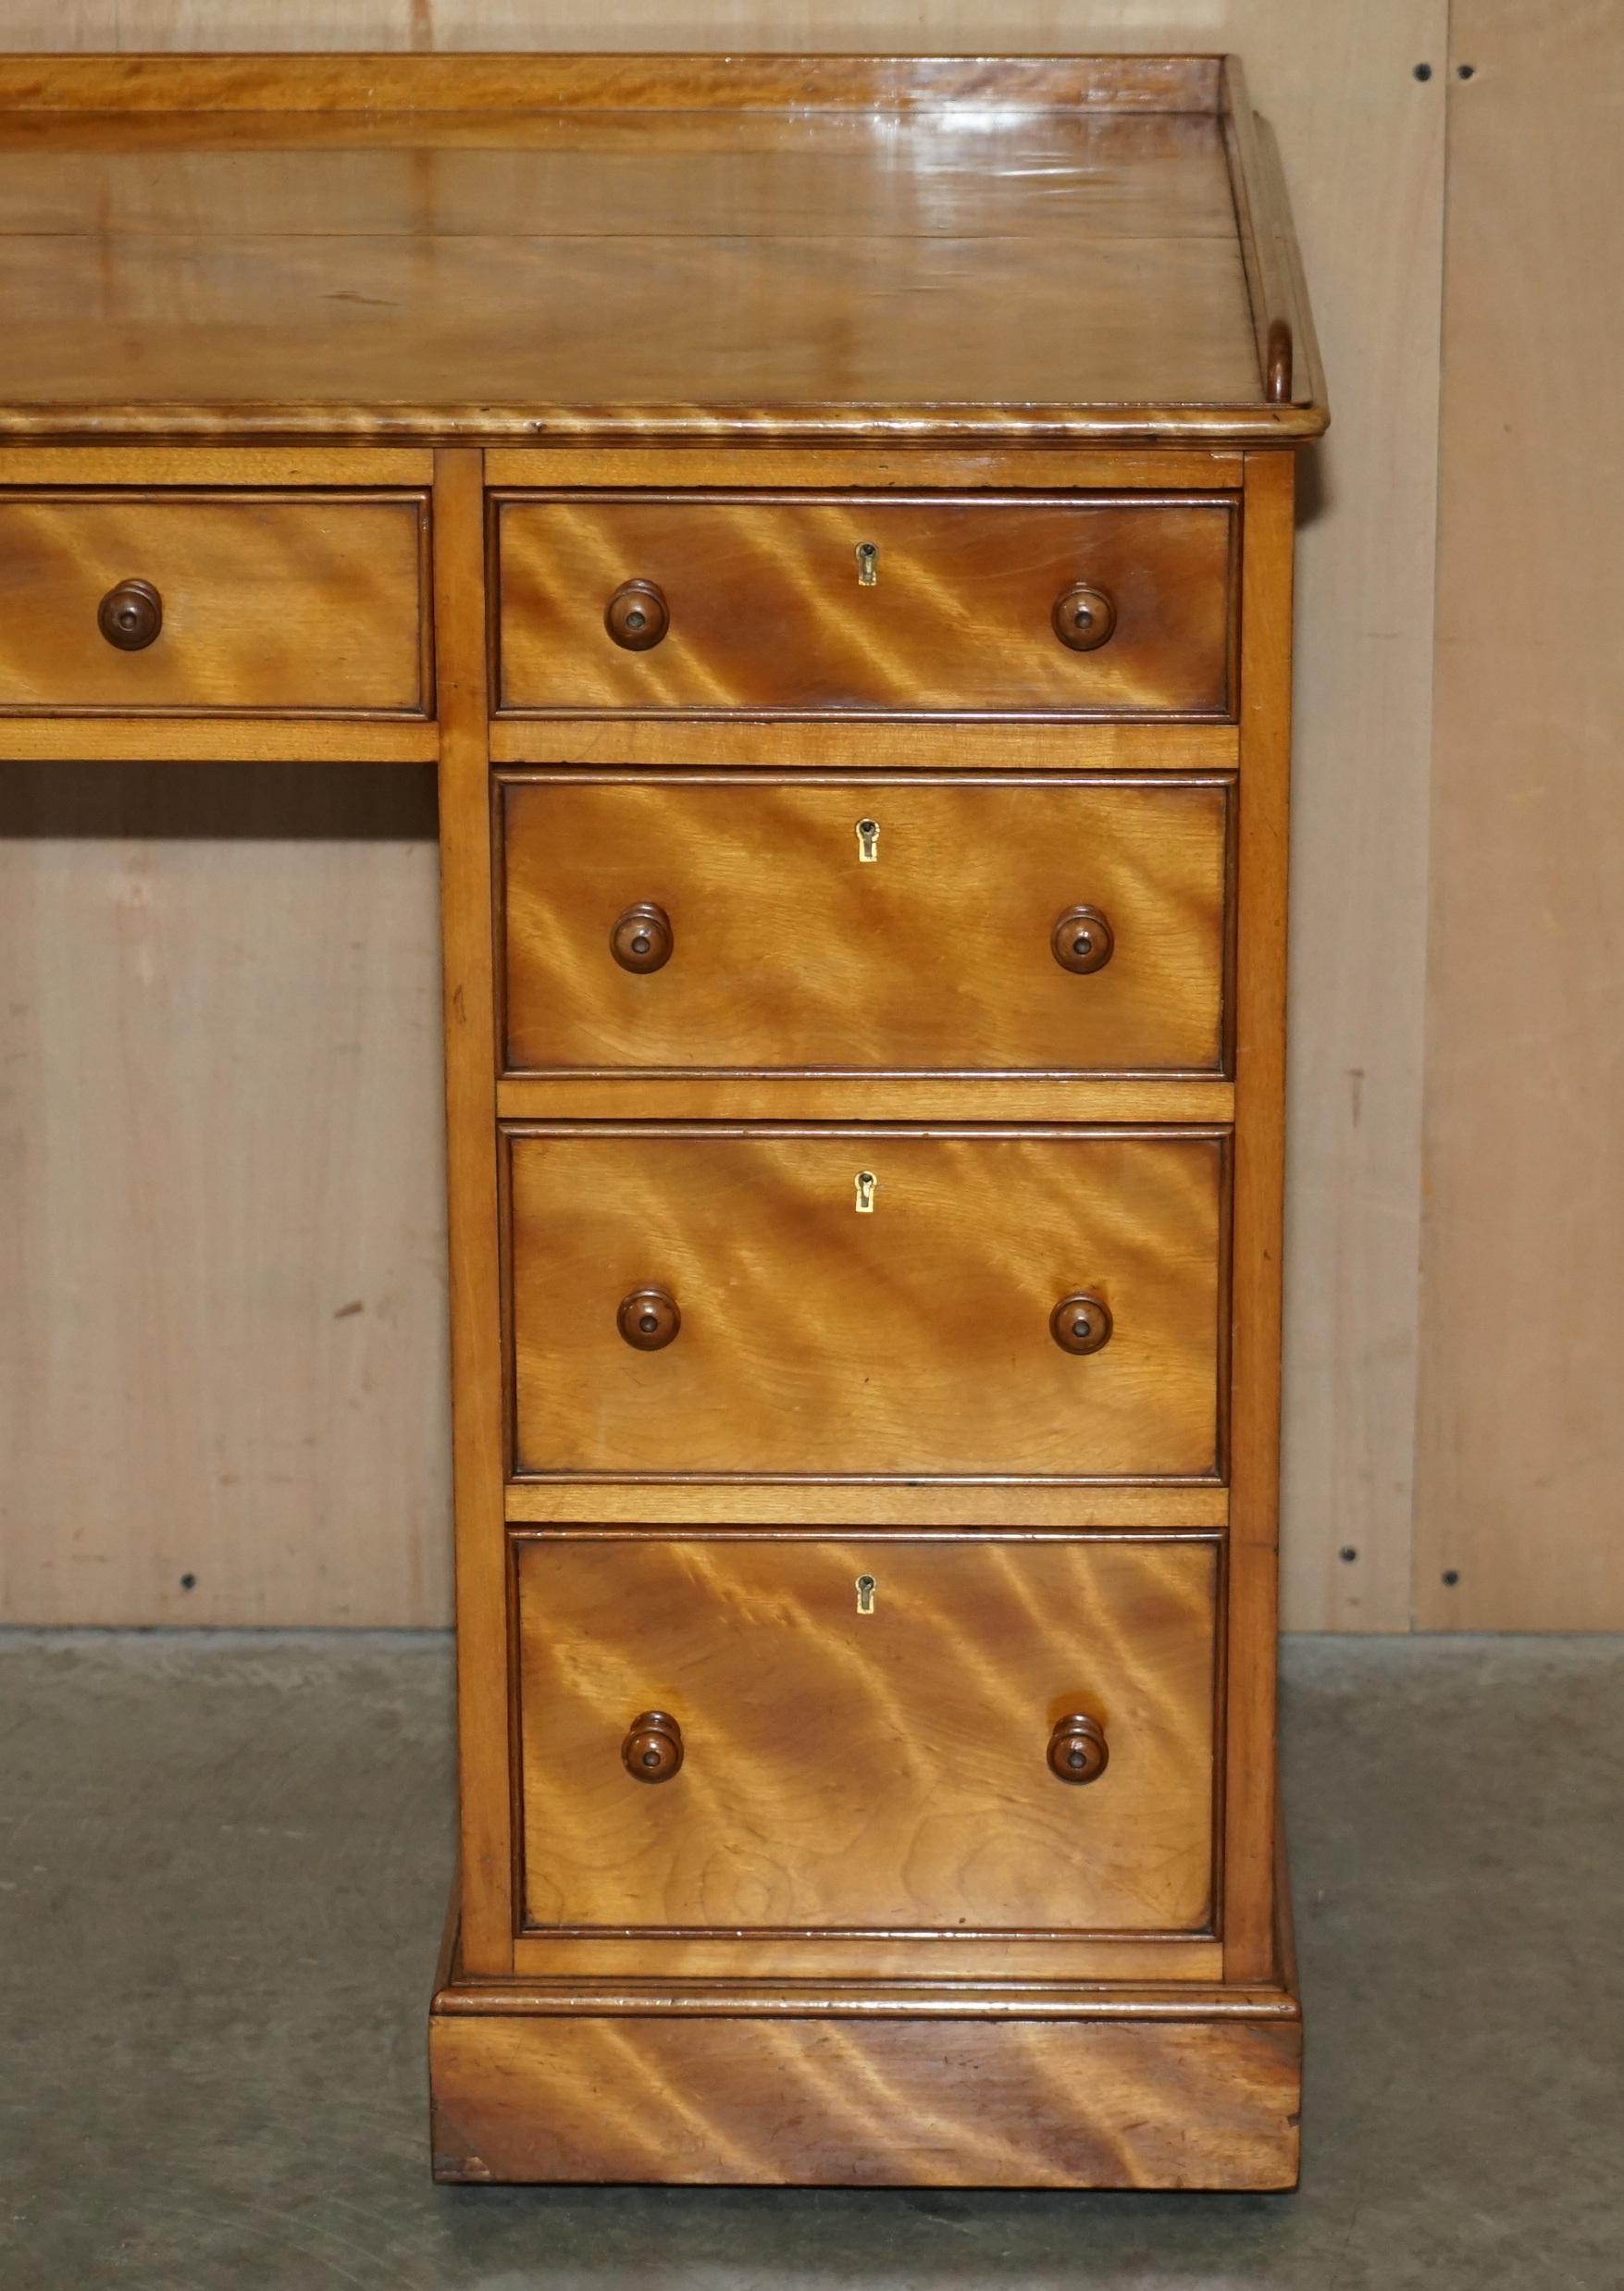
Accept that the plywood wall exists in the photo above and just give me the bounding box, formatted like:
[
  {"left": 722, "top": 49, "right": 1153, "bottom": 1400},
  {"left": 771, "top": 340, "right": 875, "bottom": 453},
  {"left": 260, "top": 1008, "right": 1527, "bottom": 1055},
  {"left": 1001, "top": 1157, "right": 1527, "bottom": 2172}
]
[
  {"left": 1413, "top": 3, "right": 1624, "bottom": 1630},
  {"left": 0, "top": 3, "right": 1449, "bottom": 1628}
]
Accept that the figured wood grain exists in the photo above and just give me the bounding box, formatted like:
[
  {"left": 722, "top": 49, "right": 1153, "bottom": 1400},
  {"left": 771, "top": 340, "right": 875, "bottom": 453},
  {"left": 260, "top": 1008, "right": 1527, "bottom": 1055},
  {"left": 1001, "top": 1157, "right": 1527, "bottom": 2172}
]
[
  {"left": 507, "top": 1127, "right": 1226, "bottom": 1481},
  {"left": 486, "top": 448, "right": 1243, "bottom": 492},
  {"left": 497, "top": 1078, "right": 1236, "bottom": 1125},
  {"left": 429, "top": 2008, "right": 1300, "bottom": 2187},
  {"left": 0, "top": 493, "right": 429, "bottom": 715},
  {"left": 514, "top": 1534, "right": 1217, "bottom": 1936},
  {"left": 500, "top": 774, "right": 1230, "bottom": 1080},
  {"left": 0, "top": 718, "right": 437, "bottom": 762},
  {"left": 494, "top": 495, "right": 1236, "bottom": 719},
  {"left": 0, "top": 53, "right": 1231, "bottom": 115},
  {"left": 0, "top": 53, "right": 1329, "bottom": 443},
  {"left": 490, "top": 717, "right": 1240, "bottom": 773},
  {"left": 1413, "top": 1, "right": 1624, "bottom": 1630},
  {"left": 504, "top": 1487, "right": 1228, "bottom": 1528},
  {"left": 507, "top": 1933, "right": 1224, "bottom": 1983}
]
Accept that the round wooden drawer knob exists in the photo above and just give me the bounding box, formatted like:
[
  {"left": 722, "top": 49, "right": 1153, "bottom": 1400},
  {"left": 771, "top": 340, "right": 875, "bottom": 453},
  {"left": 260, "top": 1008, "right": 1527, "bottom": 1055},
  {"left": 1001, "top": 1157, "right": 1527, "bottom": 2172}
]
[
  {"left": 1050, "top": 904, "right": 1114, "bottom": 975},
  {"left": 98, "top": 577, "right": 163, "bottom": 651},
  {"left": 611, "top": 901, "right": 674, "bottom": 973},
  {"left": 605, "top": 578, "right": 669, "bottom": 650},
  {"left": 617, "top": 1285, "right": 681, "bottom": 1351},
  {"left": 623, "top": 1710, "right": 683, "bottom": 1782},
  {"left": 1052, "top": 581, "right": 1116, "bottom": 652},
  {"left": 1048, "top": 1712, "right": 1109, "bottom": 1784},
  {"left": 1050, "top": 1293, "right": 1113, "bottom": 1356}
]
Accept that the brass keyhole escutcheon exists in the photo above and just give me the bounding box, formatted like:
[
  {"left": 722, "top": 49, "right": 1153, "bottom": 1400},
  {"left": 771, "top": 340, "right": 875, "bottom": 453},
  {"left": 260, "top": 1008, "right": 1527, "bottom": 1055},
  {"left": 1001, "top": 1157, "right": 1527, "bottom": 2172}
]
[
  {"left": 855, "top": 1573, "right": 877, "bottom": 1615},
  {"left": 856, "top": 818, "right": 880, "bottom": 863},
  {"left": 854, "top": 1171, "right": 877, "bottom": 1214},
  {"left": 855, "top": 540, "right": 880, "bottom": 587}
]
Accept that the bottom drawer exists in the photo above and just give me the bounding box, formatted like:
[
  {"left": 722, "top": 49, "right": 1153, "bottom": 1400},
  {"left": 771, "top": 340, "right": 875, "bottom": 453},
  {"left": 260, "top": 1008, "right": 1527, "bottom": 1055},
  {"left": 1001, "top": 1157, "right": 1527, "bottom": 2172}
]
[{"left": 515, "top": 1534, "right": 1218, "bottom": 1938}]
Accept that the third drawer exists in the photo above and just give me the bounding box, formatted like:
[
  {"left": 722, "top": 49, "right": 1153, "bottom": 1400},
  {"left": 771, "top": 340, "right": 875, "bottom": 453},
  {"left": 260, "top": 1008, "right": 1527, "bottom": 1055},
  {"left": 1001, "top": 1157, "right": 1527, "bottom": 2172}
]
[{"left": 505, "top": 1125, "right": 1227, "bottom": 1482}]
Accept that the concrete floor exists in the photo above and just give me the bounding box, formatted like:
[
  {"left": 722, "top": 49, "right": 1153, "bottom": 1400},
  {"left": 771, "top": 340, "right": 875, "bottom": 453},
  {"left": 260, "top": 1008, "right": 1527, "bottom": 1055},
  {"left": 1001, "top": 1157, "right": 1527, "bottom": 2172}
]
[{"left": 1, "top": 1633, "right": 1620, "bottom": 2288}]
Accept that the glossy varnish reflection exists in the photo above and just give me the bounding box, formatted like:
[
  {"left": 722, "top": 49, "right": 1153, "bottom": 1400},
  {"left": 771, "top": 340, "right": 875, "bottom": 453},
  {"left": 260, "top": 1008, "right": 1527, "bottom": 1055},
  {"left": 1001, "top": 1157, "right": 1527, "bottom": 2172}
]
[
  {"left": 0, "top": 48, "right": 1321, "bottom": 2189},
  {"left": 514, "top": 1534, "right": 1218, "bottom": 1938},
  {"left": 505, "top": 1126, "right": 1227, "bottom": 1482},
  {"left": 493, "top": 494, "right": 1237, "bottom": 719},
  {"left": 0, "top": 491, "right": 430, "bottom": 714},
  {"left": 499, "top": 773, "right": 1231, "bottom": 1080}
]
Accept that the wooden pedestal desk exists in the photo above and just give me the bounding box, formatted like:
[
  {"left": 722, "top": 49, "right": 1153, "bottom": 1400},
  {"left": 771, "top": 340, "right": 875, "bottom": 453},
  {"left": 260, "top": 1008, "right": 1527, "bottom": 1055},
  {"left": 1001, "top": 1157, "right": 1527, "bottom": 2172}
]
[{"left": 0, "top": 51, "right": 1327, "bottom": 2189}]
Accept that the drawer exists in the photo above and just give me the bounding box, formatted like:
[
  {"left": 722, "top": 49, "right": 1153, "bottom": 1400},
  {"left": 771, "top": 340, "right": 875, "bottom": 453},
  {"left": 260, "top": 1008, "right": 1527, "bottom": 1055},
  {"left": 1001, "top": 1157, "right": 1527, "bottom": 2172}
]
[
  {"left": 515, "top": 1534, "right": 1218, "bottom": 1936},
  {"left": 501, "top": 773, "right": 1230, "bottom": 1078},
  {"left": 492, "top": 492, "right": 1235, "bottom": 718},
  {"left": 0, "top": 492, "right": 430, "bottom": 713},
  {"left": 507, "top": 1127, "right": 1225, "bottom": 1480}
]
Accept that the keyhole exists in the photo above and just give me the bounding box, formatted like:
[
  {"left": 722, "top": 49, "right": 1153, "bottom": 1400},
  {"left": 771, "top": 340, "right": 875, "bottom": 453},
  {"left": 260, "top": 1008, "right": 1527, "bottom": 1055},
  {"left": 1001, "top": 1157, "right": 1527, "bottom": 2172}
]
[
  {"left": 855, "top": 541, "right": 879, "bottom": 587},
  {"left": 855, "top": 1574, "right": 877, "bottom": 1615}
]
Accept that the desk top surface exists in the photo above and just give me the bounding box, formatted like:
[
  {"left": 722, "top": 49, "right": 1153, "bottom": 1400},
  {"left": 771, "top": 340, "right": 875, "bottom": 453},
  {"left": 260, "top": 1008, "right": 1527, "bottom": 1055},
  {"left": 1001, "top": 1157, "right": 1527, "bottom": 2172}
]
[{"left": 0, "top": 53, "right": 1326, "bottom": 448}]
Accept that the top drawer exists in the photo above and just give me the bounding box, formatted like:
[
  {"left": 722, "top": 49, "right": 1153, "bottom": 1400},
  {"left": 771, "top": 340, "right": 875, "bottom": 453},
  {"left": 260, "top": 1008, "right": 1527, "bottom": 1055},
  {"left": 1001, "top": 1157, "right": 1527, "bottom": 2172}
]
[
  {"left": 492, "top": 492, "right": 1236, "bottom": 719},
  {"left": 0, "top": 492, "right": 431, "bottom": 715}
]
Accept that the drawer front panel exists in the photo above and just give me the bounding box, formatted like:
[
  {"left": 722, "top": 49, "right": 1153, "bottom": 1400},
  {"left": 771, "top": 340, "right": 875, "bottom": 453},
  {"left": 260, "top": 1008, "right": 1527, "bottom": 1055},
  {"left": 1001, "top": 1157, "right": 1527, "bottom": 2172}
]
[
  {"left": 507, "top": 1128, "right": 1225, "bottom": 1480},
  {"left": 501, "top": 774, "right": 1230, "bottom": 1079},
  {"left": 515, "top": 1534, "right": 1218, "bottom": 1936},
  {"left": 0, "top": 492, "right": 429, "bottom": 713},
  {"left": 493, "top": 493, "right": 1234, "bottom": 718}
]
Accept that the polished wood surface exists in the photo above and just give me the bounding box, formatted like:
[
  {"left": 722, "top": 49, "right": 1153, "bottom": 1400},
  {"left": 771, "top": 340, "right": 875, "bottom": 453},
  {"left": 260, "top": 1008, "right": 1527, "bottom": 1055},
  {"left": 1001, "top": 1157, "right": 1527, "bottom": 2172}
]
[
  {"left": 503, "top": 1484, "right": 1229, "bottom": 1529},
  {"left": 0, "top": 53, "right": 1233, "bottom": 115},
  {"left": 0, "top": 53, "right": 1325, "bottom": 444},
  {"left": 0, "top": 43, "right": 1322, "bottom": 2189},
  {"left": 431, "top": 447, "right": 513, "bottom": 1968},
  {"left": 0, "top": 493, "right": 429, "bottom": 715},
  {"left": 430, "top": 2006, "right": 1300, "bottom": 2188},
  {"left": 1223, "top": 447, "right": 1293, "bottom": 1980},
  {"left": 0, "top": 7, "right": 1442, "bottom": 1657},
  {"left": 514, "top": 1535, "right": 1216, "bottom": 1936},
  {"left": 491, "top": 715, "right": 1240, "bottom": 773},
  {"left": 500, "top": 774, "right": 1230, "bottom": 1080},
  {"left": 507, "top": 1127, "right": 1225, "bottom": 1481},
  {"left": 494, "top": 495, "right": 1236, "bottom": 719}
]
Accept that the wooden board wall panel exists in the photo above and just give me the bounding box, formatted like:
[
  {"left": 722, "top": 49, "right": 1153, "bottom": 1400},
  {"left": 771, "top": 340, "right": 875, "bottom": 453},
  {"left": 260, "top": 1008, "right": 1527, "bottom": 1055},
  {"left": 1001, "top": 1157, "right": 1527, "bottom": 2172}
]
[
  {"left": 1413, "top": 3, "right": 1624, "bottom": 1630},
  {"left": 0, "top": 763, "right": 452, "bottom": 1627},
  {"left": 0, "top": 5, "right": 1444, "bottom": 1631}
]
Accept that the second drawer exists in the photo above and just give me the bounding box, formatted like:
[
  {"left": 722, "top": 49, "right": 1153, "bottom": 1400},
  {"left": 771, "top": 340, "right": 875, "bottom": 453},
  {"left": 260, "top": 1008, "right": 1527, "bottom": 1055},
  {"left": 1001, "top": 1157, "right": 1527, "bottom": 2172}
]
[
  {"left": 506, "top": 1125, "right": 1226, "bottom": 1481},
  {"left": 500, "top": 774, "right": 1231, "bottom": 1078}
]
